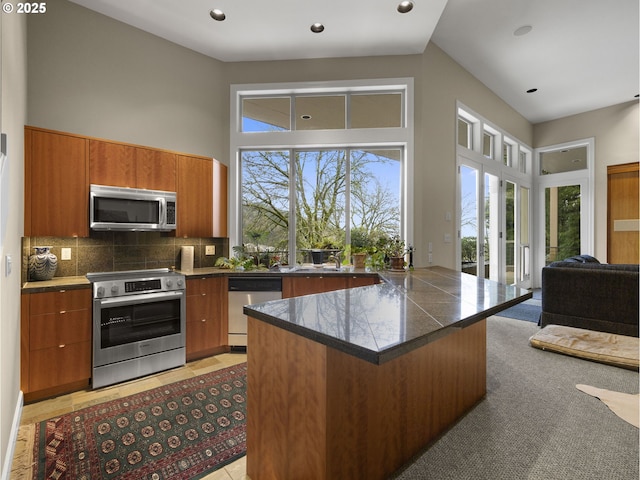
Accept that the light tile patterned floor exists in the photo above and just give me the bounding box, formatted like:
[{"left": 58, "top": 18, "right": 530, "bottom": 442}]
[{"left": 11, "top": 353, "right": 249, "bottom": 480}]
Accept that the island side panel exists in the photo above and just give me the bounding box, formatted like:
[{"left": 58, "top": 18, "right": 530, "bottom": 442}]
[
  {"left": 325, "top": 319, "right": 487, "bottom": 479},
  {"left": 247, "top": 317, "right": 328, "bottom": 480},
  {"left": 247, "top": 317, "right": 487, "bottom": 480}
]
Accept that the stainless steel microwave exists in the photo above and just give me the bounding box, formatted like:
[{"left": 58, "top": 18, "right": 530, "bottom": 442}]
[{"left": 90, "top": 184, "right": 177, "bottom": 232}]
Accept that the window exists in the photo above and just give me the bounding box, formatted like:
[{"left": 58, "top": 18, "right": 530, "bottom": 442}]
[
  {"left": 458, "top": 118, "right": 472, "bottom": 149},
  {"left": 482, "top": 131, "right": 494, "bottom": 158},
  {"left": 456, "top": 103, "right": 533, "bottom": 287},
  {"left": 540, "top": 146, "right": 588, "bottom": 175},
  {"left": 232, "top": 79, "right": 413, "bottom": 265}
]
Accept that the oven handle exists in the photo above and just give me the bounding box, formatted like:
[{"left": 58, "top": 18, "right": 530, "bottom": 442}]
[{"left": 96, "top": 290, "right": 184, "bottom": 307}]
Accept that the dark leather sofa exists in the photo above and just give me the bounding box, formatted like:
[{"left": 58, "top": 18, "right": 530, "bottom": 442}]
[{"left": 540, "top": 255, "right": 639, "bottom": 337}]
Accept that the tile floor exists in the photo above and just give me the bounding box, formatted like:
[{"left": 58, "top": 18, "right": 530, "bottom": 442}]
[{"left": 11, "top": 353, "right": 249, "bottom": 480}]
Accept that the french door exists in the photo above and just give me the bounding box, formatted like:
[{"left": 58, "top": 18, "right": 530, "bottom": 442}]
[{"left": 458, "top": 156, "right": 531, "bottom": 287}]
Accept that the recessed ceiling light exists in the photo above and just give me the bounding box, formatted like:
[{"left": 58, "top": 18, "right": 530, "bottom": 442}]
[
  {"left": 209, "top": 9, "right": 226, "bottom": 21},
  {"left": 526, "top": 88, "right": 538, "bottom": 93},
  {"left": 514, "top": 25, "right": 533, "bottom": 36},
  {"left": 397, "top": 1, "right": 414, "bottom": 13},
  {"left": 301, "top": 114, "right": 312, "bottom": 120},
  {"left": 311, "top": 23, "right": 325, "bottom": 33}
]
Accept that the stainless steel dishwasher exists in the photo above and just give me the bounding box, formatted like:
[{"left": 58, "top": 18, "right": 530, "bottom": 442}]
[{"left": 228, "top": 276, "right": 282, "bottom": 348}]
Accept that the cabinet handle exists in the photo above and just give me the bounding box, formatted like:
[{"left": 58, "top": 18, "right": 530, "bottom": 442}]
[
  {"left": 201, "top": 293, "right": 207, "bottom": 296},
  {"left": 201, "top": 319, "right": 206, "bottom": 322},
  {"left": 58, "top": 344, "right": 65, "bottom": 348},
  {"left": 60, "top": 310, "right": 66, "bottom": 314}
]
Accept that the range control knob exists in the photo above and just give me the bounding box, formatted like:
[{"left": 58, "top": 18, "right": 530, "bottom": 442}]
[
  {"left": 166, "top": 279, "right": 173, "bottom": 288},
  {"left": 96, "top": 286, "right": 105, "bottom": 298},
  {"left": 177, "top": 279, "right": 184, "bottom": 288},
  {"left": 110, "top": 284, "right": 119, "bottom": 295}
]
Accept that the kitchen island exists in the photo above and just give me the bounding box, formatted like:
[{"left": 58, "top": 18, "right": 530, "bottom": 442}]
[{"left": 244, "top": 266, "right": 532, "bottom": 480}]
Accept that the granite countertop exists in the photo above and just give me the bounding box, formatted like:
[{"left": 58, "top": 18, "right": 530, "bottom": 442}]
[
  {"left": 244, "top": 266, "right": 532, "bottom": 365},
  {"left": 22, "top": 275, "right": 92, "bottom": 293},
  {"left": 21, "top": 266, "right": 379, "bottom": 292}
]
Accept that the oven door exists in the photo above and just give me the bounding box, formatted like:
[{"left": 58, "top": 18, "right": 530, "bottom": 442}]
[{"left": 93, "top": 290, "right": 186, "bottom": 368}]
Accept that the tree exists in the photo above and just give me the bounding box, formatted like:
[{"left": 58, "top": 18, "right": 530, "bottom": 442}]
[{"left": 241, "top": 149, "right": 400, "bottom": 257}]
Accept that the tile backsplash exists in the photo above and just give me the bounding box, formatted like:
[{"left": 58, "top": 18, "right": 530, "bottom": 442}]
[{"left": 22, "top": 233, "right": 229, "bottom": 283}]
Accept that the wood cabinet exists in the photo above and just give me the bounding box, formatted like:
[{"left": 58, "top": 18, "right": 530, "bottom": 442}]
[
  {"left": 21, "top": 289, "right": 92, "bottom": 402},
  {"left": 282, "top": 274, "right": 378, "bottom": 298},
  {"left": 212, "top": 158, "right": 228, "bottom": 238},
  {"left": 135, "top": 147, "right": 177, "bottom": 191},
  {"left": 177, "top": 154, "right": 213, "bottom": 238},
  {"left": 185, "top": 276, "right": 228, "bottom": 360},
  {"left": 24, "top": 127, "right": 89, "bottom": 237},
  {"left": 25, "top": 126, "right": 226, "bottom": 239},
  {"left": 89, "top": 139, "right": 176, "bottom": 192}
]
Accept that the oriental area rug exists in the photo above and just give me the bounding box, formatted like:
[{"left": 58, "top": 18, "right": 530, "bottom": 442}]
[{"left": 21, "top": 363, "right": 247, "bottom": 480}]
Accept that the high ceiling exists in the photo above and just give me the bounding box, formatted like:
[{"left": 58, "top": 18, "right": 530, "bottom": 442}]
[{"left": 69, "top": 0, "right": 639, "bottom": 124}]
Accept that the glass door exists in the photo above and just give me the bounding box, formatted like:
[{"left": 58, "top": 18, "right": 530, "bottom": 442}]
[
  {"left": 460, "top": 163, "right": 480, "bottom": 276},
  {"left": 535, "top": 140, "right": 593, "bottom": 281},
  {"left": 459, "top": 157, "right": 531, "bottom": 286}
]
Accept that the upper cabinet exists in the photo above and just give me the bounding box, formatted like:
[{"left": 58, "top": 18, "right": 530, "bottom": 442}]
[
  {"left": 89, "top": 140, "right": 176, "bottom": 192},
  {"left": 212, "top": 159, "right": 228, "bottom": 238},
  {"left": 135, "top": 148, "right": 177, "bottom": 192},
  {"left": 177, "top": 154, "right": 212, "bottom": 238},
  {"left": 25, "top": 126, "right": 227, "bottom": 239},
  {"left": 176, "top": 155, "right": 228, "bottom": 238},
  {"left": 25, "top": 127, "right": 89, "bottom": 237}
]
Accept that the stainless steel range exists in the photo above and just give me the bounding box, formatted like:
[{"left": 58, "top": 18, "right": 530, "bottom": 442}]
[{"left": 87, "top": 268, "right": 186, "bottom": 389}]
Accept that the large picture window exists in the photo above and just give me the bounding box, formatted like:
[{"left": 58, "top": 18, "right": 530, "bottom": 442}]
[
  {"left": 240, "top": 148, "right": 401, "bottom": 264},
  {"left": 231, "top": 79, "right": 413, "bottom": 266}
]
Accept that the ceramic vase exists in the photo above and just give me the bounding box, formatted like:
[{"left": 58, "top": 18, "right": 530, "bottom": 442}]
[{"left": 29, "top": 246, "right": 58, "bottom": 281}]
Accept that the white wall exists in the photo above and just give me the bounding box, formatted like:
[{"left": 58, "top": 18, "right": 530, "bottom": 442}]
[
  {"left": 534, "top": 101, "right": 640, "bottom": 261},
  {"left": 0, "top": 7, "right": 27, "bottom": 478}
]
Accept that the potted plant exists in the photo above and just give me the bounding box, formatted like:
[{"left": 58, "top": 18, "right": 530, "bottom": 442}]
[
  {"left": 309, "top": 239, "right": 340, "bottom": 265},
  {"left": 384, "top": 237, "right": 407, "bottom": 271},
  {"left": 350, "top": 227, "right": 374, "bottom": 269}
]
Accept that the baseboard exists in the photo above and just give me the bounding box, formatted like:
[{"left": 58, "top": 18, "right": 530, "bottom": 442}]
[{"left": 1, "top": 391, "right": 23, "bottom": 480}]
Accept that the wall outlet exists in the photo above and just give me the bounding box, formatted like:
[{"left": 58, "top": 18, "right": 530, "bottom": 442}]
[
  {"left": 205, "top": 245, "right": 216, "bottom": 255},
  {"left": 61, "top": 248, "right": 72, "bottom": 260}
]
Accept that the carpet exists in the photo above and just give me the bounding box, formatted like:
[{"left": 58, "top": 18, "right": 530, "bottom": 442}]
[{"left": 21, "top": 363, "right": 247, "bottom": 480}]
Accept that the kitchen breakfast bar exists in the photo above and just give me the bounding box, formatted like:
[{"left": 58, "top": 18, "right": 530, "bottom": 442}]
[{"left": 244, "top": 267, "right": 532, "bottom": 480}]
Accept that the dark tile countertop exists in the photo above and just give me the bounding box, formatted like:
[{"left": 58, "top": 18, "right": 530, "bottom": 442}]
[
  {"left": 21, "top": 266, "right": 380, "bottom": 292},
  {"left": 244, "top": 266, "right": 532, "bottom": 365}
]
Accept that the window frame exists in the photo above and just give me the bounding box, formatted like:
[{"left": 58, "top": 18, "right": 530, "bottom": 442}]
[{"left": 230, "top": 79, "right": 414, "bottom": 258}]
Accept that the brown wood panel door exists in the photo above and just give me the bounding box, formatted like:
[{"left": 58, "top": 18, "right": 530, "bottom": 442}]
[
  {"left": 29, "top": 342, "right": 91, "bottom": 391},
  {"left": 136, "top": 148, "right": 176, "bottom": 191},
  {"left": 176, "top": 155, "right": 213, "bottom": 238},
  {"left": 25, "top": 128, "right": 89, "bottom": 237},
  {"left": 212, "top": 159, "right": 228, "bottom": 238},
  {"left": 186, "top": 277, "right": 226, "bottom": 357},
  {"left": 608, "top": 162, "right": 639, "bottom": 264},
  {"left": 89, "top": 139, "right": 137, "bottom": 187}
]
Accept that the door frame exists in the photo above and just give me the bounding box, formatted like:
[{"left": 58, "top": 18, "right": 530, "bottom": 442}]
[{"left": 533, "top": 138, "right": 594, "bottom": 287}]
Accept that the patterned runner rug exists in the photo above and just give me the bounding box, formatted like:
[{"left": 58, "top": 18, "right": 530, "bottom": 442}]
[{"left": 20, "top": 363, "right": 247, "bottom": 480}]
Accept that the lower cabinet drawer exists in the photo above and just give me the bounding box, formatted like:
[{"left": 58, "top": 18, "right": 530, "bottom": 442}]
[{"left": 28, "top": 341, "right": 91, "bottom": 391}]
